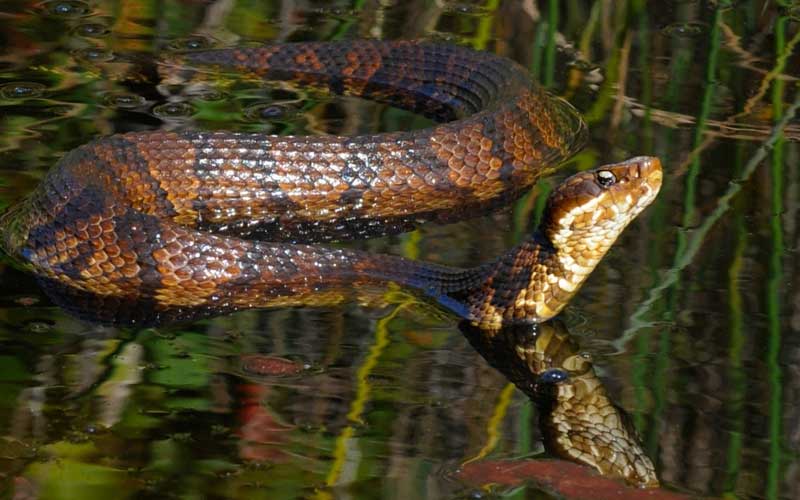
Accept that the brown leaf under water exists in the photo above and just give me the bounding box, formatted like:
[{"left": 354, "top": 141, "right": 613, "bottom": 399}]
[
  {"left": 11, "top": 476, "right": 37, "bottom": 500},
  {"left": 455, "top": 459, "right": 703, "bottom": 500},
  {"left": 240, "top": 355, "right": 305, "bottom": 376}
]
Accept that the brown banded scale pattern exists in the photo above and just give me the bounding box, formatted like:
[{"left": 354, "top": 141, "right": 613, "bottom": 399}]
[{"left": 0, "top": 41, "right": 660, "bottom": 332}]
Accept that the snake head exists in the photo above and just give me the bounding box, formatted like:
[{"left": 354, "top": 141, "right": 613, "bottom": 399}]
[
  {"left": 498, "top": 156, "right": 664, "bottom": 324},
  {"left": 543, "top": 156, "right": 662, "bottom": 243}
]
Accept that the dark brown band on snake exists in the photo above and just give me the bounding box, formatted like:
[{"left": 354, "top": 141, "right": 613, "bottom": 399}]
[{"left": 0, "top": 41, "right": 662, "bottom": 329}]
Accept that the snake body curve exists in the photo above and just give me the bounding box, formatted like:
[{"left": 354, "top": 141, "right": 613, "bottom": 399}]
[{"left": 0, "top": 40, "right": 661, "bottom": 328}]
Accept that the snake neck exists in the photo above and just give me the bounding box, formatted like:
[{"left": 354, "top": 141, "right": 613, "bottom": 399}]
[
  {"left": 454, "top": 158, "right": 662, "bottom": 329},
  {"left": 365, "top": 215, "right": 622, "bottom": 328},
  {"left": 453, "top": 225, "right": 610, "bottom": 329}
]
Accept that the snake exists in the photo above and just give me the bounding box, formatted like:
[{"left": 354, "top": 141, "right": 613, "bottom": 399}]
[{"left": 0, "top": 40, "right": 662, "bottom": 329}]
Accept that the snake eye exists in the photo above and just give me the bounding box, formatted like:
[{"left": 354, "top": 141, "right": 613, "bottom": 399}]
[{"left": 596, "top": 170, "right": 616, "bottom": 187}]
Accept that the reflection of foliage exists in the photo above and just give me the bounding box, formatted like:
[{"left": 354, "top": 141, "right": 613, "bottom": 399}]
[
  {"left": 0, "top": 1, "right": 799, "bottom": 499},
  {"left": 0, "top": 178, "right": 6, "bottom": 213},
  {"left": 0, "top": 355, "right": 29, "bottom": 412},
  {"left": 27, "top": 457, "right": 134, "bottom": 500}
]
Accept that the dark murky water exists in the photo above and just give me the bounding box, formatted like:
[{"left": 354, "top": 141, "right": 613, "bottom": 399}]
[{"left": 1, "top": 1, "right": 799, "bottom": 498}]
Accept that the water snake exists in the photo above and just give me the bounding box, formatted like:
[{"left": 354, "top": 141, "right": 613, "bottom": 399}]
[{"left": 0, "top": 40, "right": 662, "bottom": 329}]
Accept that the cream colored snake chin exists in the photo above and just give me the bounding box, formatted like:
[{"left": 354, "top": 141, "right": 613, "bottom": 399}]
[{"left": 0, "top": 41, "right": 662, "bottom": 329}]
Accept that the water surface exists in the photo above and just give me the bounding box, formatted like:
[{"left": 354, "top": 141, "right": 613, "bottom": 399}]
[{"left": 1, "top": 1, "right": 799, "bottom": 499}]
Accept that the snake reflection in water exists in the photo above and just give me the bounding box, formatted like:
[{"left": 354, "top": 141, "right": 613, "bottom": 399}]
[{"left": 461, "top": 320, "right": 659, "bottom": 488}]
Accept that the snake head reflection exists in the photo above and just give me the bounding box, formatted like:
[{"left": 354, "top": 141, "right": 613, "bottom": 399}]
[
  {"left": 461, "top": 321, "right": 659, "bottom": 488},
  {"left": 535, "top": 364, "right": 660, "bottom": 488}
]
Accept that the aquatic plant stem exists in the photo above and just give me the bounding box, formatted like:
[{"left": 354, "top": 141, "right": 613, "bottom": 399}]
[
  {"left": 616, "top": 85, "right": 800, "bottom": 350},
  {"left": 723, "top": 144, "right": 746, "bottom": 495},
  {"left": 630, "top": 0, "right": 657, "bottom": 440},
  {"left": 324, "top": 302, "right": 407, "bottom": 488},
  {"left": 676, "top": 5, "right": 723, "bottom": 265},
  {"left": 330, "top": 0, "right": 366, "bottom": 40},
  {"left": 463, "top": 383, "right": 516, "bottom": 464},
  {"left": 765, "top": 14, "right": 787, "bottom": 500},
  {"left": 544, "top": 0, "right": 558, "bottom": 88},
  {"left": 472, "top": 0, "right": 501, "bottom": 51}
]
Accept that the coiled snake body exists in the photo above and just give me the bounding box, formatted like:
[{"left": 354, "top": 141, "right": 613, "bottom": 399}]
[{"left": 0, "top": 40, "right": 662, "bottom": 328}]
